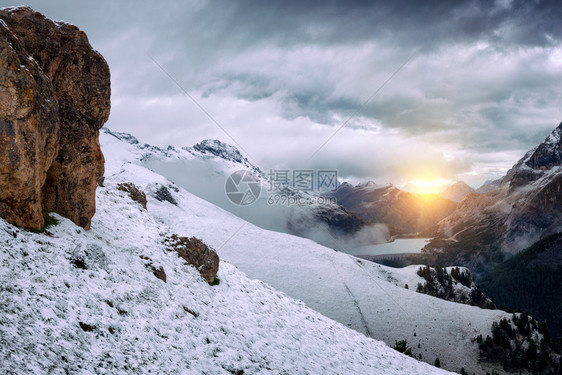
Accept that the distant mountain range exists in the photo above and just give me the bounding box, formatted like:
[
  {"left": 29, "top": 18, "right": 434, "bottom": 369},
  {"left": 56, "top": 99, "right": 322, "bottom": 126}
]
[
  {"left": 322, "top": 179, "right": 504, "bottom": 237},
  {"left": 475, "top": 178, "right": 502, "bottom": 193},
  {"left": 323, "top": 181, "right": 458, "bottom": 236}
]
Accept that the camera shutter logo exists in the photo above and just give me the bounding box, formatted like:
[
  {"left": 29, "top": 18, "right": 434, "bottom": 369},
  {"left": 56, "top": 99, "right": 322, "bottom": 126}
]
[{"left": 225, "top": 170, "right": 261, "bottom": 205}]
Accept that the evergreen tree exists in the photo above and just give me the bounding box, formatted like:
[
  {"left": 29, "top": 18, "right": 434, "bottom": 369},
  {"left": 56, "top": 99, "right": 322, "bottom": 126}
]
[
  {"left": 434, "top": 357, "right": 441, "bottom": 368},
  {"left": 392, "top": 340, "right": 414, "bottom": 358}
]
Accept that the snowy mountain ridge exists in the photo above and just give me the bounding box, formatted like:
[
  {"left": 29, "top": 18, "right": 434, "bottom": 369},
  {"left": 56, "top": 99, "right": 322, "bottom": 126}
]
[
  {"left": 192, "top": 139, "right": 262, "bottom": 175},
  {"left": 104, "top": 129, "right": 262, "bottom": 176},
  {"left": 104, "top": 128, "right": 370, "bottom": 249},
  {"left": 503, "top": 123, "right": 562, "bottom": 188}
]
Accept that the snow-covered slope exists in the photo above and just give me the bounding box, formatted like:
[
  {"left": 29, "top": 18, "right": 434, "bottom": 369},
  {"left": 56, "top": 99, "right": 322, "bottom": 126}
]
[
  {"left": 100, "top": 130, "right": 511, "bottom": 374},
  {"left": 0, "top": 153, "right": 453, "bottom": 374}
]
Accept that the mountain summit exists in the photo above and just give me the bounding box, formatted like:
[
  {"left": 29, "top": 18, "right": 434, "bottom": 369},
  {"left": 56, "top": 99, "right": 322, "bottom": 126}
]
[
  {"left": 525, "top": 122, "right": 562, "bottom": 170},
  {"left": 503, "top": 122, "right": 562, "bottom": 187}
]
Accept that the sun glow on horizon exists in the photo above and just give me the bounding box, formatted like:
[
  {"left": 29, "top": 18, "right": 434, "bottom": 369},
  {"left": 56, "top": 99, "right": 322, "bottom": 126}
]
[{"left": 401, "top": 178, "right": 452, "bottom": 195}]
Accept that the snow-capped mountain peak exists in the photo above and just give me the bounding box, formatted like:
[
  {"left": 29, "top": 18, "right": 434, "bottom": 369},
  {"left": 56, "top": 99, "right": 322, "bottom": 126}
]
[
  {"left": 503, "top": 123, "right": 562, "bottom": 188},
  {"left": 193, "top": 139, "right": 246, "bottom": 164},
  {"left": 187, "top": 139, "right": 263, "bottom": 176},
  {"left": 525, "top": 122, "right": 562, "bottom": 170},
  {"left": 356, "top": 180, "right": 378, "bottom": 188}
]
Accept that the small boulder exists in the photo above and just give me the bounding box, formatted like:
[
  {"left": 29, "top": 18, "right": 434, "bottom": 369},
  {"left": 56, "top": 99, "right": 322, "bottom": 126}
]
[
  {"left": 165, "top": 234, "right": 219, "bottom": 284},
  {"left": 118, "top": 183, "right": 147, "bottom": 209},
  {"left": 140, "top": 255, "right": 166, "bottom": 283}
]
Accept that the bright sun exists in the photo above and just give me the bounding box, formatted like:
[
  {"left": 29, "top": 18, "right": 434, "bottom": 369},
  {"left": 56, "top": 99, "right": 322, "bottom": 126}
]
[{"left": 406, "top": 179, "right": 450, "bottom": 195}]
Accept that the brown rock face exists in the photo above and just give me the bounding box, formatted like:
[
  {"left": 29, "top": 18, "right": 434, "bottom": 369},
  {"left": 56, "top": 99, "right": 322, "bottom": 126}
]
[
  {"left": 0, "top": 18, "right": 59, "bottom": 229},
  {"left": 117, "top": 183, "right": 148, "bottom": 210},
  {"left": 0, "top": 7, "right": 110, "bottom": 230},
  {"left": 140, "top": 256, "right": 167, "bottom": 283},
  {"left": 165, "top": 235, "right": 220, "bottom": 284}
]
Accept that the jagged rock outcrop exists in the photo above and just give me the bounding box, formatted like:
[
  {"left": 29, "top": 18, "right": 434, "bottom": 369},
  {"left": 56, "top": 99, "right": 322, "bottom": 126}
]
[
  {"left": 0, "top": 13, "right": 59, "bottom": 229},
  {"left": 0, "top": 6, "right": 110, "bottom": 230}
]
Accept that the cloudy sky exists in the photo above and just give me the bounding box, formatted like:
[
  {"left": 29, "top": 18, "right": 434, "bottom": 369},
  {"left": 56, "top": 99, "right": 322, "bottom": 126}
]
[{"left": 12, "top": 0, "right": 562, "bottom": 191}]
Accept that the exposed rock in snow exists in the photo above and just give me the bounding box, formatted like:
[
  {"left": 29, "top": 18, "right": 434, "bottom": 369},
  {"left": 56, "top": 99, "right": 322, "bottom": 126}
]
[
  {"left": 163, "top": 234, "right": 220, "bottom": 284},
  {"left": 117, "top": 182, "right": 147, "bottom": 209}
]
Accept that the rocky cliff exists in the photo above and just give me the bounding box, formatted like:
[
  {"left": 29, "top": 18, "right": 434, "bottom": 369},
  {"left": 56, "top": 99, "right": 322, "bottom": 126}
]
[{"left": 0, "top": 6, "right": 110, "bottom": 230}]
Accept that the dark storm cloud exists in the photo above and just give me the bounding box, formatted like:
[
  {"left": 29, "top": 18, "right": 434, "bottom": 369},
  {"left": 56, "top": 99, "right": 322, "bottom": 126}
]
[{"left": 189, "top": 0, "right": 562, "bottom": 50}]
